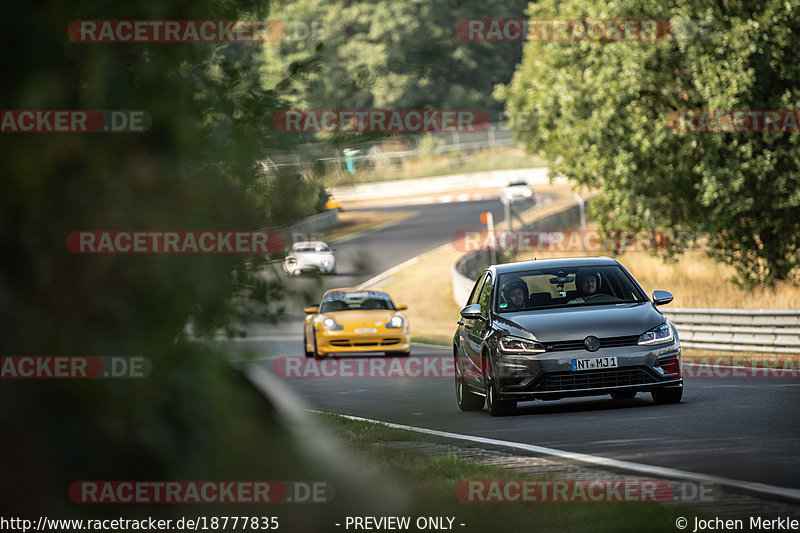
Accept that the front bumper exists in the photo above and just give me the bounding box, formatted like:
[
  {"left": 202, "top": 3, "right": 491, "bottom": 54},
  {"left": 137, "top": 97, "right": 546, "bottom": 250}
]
[
  {"left": 494, "top": 342, "right": 682, "bottom": 401},
  {"left": 316, "top": 330, "right": 410, "bottom": 356},
  {"left": 284, "top": 260, "right": 335, "bottom": 275}
]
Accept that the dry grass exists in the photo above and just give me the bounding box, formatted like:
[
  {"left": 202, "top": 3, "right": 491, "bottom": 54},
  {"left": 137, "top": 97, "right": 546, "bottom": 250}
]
[
  {"left": 515, "top": 223, "right": 800, "bottom": 309},
  {"left": 605, "top": 252, "right": 800, "bottom": 309},
  {"left": 325, "top": 146, "right": 548, "bottom": 186}
]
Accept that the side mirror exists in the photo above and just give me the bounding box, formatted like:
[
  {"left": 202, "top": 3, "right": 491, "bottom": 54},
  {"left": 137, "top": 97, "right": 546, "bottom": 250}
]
[
  {"left": 396, "top": 304, "right": 408, "bottom": 311},
  {"left": 304, "top": 307, "right": 319, "bottom": 314},
  {"left": 652, "top": 290, "right": 673, "bottom": 306},
  {"left": 459, "top": 303, "right": 483, "bottom": 320}
]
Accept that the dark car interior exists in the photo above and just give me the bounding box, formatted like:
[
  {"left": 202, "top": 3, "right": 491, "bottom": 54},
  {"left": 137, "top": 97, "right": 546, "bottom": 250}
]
[{"left": 498, "top": 266, "right": 646, "bottom": 311}]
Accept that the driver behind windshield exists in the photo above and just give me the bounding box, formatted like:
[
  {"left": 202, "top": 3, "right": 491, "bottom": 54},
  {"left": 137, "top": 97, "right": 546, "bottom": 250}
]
[
  {"left": 502, "top": 278, "right": 528, "bottom": 309},
  {"left": 568, "top": 271, "right": 599, "bottom": 303}
]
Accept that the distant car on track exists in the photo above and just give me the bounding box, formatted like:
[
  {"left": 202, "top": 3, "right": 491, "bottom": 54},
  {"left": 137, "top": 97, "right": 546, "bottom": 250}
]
[
  {"left": 453, "top": 257, "right": 682, "bottom": 416},
  {"left": 325, "top": 196, "right": 342, "bottom": 211},
  {"left": 304, "top": 289, "right": 410, "bottom": 357},
  {"left": 500, "top": 180, "right": 535, "bottom": 203},
  {"left": 283, "top": 241, "right": 336, "bottom": 276}
]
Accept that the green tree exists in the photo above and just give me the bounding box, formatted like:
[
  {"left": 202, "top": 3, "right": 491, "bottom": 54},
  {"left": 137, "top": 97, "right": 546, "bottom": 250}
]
[
  {"left": 260, "top": 0, "right": 529, "bottom": 114},
  {"left": 0, "top": 0, "right": 326, "bottom": 515},
  {"left": 498, "top": 0, "right": 800, "bottom": 286}
]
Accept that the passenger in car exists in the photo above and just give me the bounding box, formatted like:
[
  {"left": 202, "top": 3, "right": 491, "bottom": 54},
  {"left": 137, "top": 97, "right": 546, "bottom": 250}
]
[{"left": 568, "top": 271, "right": 600, "bottom": 303}]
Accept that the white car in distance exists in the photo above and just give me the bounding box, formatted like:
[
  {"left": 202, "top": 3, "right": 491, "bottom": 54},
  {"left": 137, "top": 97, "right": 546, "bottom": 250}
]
[
  {"left": 500, "top": 180, "right": 535, "bottom": 204},
  {"left": 283, "top": 241, "right": 336, "bottom": 276}
]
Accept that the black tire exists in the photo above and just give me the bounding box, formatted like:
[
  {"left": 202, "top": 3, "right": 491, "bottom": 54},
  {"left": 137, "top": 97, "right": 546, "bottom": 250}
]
[
  {"left": 385, "top": 350, "right": 410, "bottom": 357},
  {"left": 303, "top": 329, "right": 313, "bottom": 357},
  {"left": 455, "top": 362, "right": 484, "bottom": 411},
  {"left": 611, "top": 390, "right": 637, "bottom": 400},
  {"left": 652, "top": 387, "right": 682, "bottom": 404},
  {"left": 312, "top": 332, "right": 324, "bottom": 358},
  {"left": 484, "top": 358, "right": 516, "bottom": 416}
]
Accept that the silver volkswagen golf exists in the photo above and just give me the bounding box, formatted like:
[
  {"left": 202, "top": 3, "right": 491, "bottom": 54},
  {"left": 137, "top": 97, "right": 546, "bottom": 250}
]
[{"left": 453, "top": 257, "right": 683, "bottom": 416}]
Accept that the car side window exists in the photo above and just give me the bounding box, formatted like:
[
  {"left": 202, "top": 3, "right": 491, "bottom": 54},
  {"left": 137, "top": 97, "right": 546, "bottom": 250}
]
[
  {"left": 477, "top": 273, "right": 493, "bottom": 317},
  {"left": 467, "top": 273, "right": 488, "bottom": 306}
]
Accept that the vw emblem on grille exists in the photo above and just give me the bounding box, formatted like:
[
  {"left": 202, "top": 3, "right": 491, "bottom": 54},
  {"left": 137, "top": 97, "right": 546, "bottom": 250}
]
[{"left": 584, "top": 336, "right": 600, "bottom": 352}]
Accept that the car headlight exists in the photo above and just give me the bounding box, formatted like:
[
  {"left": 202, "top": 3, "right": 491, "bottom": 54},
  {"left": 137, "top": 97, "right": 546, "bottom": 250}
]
[
  {"left": 638, "top": 323, "right": 674, "bottom": 345},
  {"left": 498, "top": 336, "right": 545, "bottom": 354},
  {"left": 322, "top": 317, "right": 344, "bottom": 331},
  {"left": 386, "top": 315, "right": 404, "bottom": 329}
]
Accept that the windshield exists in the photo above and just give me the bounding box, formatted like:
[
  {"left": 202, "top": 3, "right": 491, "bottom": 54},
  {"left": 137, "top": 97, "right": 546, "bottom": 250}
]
[
  {"left": 496, "top": 265, "right": 647, "bottom": 312},
  {"left": 294, "top": 243, "right": 330, "bottom": 252},
  {"left": 320, "top": 291, "right": 396, "bottom": 313}
]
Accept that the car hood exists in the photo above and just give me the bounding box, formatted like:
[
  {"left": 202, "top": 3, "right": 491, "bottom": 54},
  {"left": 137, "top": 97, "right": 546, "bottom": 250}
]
[
  {"left": 292, "top": 251, "right": 333, "bottom": 258},
  {"left": 289, "top": 251, "right": 334, "bottom": 265},
  {"left": 323, "top": 310, "right": 399, "bottom": 328},
  {"left": 496, "top": 303, "right": 665, "bottom": 342}
]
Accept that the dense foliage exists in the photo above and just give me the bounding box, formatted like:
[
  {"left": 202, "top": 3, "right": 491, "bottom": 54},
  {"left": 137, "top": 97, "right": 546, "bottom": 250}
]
[{"left": 499, "top": 0, "right": 800, "bottom": 286}]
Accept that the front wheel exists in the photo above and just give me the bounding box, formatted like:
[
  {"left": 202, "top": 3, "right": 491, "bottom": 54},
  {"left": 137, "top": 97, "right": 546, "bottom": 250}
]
[
  {"left": 303, "top": 329, "right": 313, "bottom": 357},
  {"left": 652, "top": 387, "right": 682, "bottom": 404},
  {"left": 312, "top": 332, "right": 324, "bottom": 358},
  {"left": 455, "top": 365, "right": 484, "bottom": 411},
  {"left": 484, "top": 359, "right": 516, "bottom": 416}
]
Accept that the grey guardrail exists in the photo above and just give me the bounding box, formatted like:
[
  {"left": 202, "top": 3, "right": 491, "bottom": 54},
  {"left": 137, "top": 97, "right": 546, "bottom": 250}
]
[{"left": 662, "top": 308, "right": 800, "bottom": 354}]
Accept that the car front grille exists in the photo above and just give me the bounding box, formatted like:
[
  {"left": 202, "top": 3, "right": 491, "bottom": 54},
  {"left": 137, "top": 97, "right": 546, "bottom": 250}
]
[
  {"left": 545, "top": 335, "right": 640, "bottom": 352},
  {"left": 532, "top": 367, "right": 660, "bottom": 392},
  {"left": 329, "top": 339, "right": 401, "bottom": 347}
]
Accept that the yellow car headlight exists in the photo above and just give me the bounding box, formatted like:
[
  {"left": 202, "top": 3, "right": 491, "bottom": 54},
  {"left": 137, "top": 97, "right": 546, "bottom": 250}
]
[
  {"left": 386, "top": 315, "right": 404, "bottom": 329},
  {"left": 322, "top": 317, "right": 344, "bottom": 331}
]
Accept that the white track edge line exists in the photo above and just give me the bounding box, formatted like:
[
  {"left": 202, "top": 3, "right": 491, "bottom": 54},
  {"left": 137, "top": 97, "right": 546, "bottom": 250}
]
[
  {"left": 319, "top": 411, "right": 800, "bottom": 503},
  {"left": 356, "top": 242, "right": 451, "bottom": 289}
]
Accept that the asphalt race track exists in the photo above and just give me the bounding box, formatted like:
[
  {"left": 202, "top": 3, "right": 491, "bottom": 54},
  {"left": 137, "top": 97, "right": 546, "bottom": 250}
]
[{"left": 235, "top": 197, "right": 800, "bottom": 499}]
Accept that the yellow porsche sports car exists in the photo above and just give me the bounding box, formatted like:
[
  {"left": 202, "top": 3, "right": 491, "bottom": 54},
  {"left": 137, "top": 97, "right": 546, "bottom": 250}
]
[{"left": 303, "top": 289, "right": 410, "bottom": 357}]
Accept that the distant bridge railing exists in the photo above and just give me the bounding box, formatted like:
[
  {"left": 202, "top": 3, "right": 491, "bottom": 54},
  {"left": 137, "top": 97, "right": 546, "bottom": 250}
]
[{"left": 662, "top": 308, "right": 800, "bottom": 354}]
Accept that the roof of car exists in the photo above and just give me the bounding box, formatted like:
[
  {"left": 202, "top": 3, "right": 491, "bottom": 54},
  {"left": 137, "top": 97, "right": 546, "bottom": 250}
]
[
  {"left": 492, "top": 256, "right": 620, "bottom": 275},
  {"left": 322, "top": 287, "right": 390, "bottom": 296},
  {"left": 293, "top": 241, "right": 328, "bottom": 247}
]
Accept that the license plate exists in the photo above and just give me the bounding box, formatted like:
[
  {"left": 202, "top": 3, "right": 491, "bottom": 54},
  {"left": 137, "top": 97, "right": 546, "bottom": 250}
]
[
  {"left": 571, "top": 356, "right": 618, "bottom": 371},
  {"left": 355, "top": 328, "right": 377, "bottom": 333}
]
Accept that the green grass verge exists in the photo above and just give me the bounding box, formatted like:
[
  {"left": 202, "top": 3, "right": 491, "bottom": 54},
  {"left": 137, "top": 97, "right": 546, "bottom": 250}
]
[{"left": 317, "top": 412, "right": 706, "bottom": 533}]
